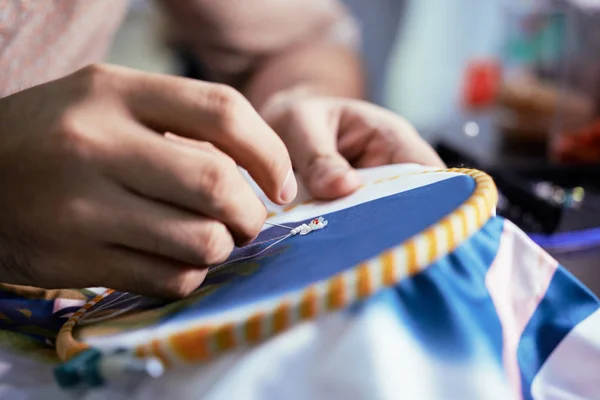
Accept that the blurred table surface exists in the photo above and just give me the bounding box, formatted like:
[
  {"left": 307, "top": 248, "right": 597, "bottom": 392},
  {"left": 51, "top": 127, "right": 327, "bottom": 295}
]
[{"left": 428, "top": 113, "right": 600, "bottom": 295}]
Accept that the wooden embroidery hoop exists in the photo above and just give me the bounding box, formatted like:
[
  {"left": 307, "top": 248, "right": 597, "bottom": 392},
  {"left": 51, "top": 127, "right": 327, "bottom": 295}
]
[{"left": 56, "top": 168, "right": 498, "bottom": 368}]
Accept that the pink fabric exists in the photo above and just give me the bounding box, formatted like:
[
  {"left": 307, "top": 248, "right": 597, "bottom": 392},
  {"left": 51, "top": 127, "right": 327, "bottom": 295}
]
[
  {"left": 52, "top": 298, "right": 86, "bottom": 315},
  {"left": 0, "top": 0, "right": 127, "bottom": 98},
  {"left": 485, "top": 220, "right": 559, "bottom": 399},
  {"left": 0, "top": 0, "right": 356, "bottom": 98}
]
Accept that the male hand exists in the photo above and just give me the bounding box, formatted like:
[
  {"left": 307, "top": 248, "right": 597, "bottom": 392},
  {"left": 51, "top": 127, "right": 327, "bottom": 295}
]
[
  {"left": 0, "top": 64, "right": 296, "bottom": 298},
  {"left": 262, "top": 94, "right": 445, "bottom": 199}
]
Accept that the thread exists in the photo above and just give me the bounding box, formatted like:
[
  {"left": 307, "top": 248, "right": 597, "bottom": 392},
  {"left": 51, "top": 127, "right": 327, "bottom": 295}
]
[
  {"left": 211, "top": 217, "right": 328, "bottom": 273},
  {"left": 264, "top": 222, "right": 294, "bottom": 230}
]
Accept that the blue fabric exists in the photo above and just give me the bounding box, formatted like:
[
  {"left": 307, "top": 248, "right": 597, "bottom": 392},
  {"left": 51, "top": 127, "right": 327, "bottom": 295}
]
[
  {"left": 163, "top": 175, "right": 476, "bottom": 325},
  {"left": 0, "top": 291, "right": 97, "bottom": 343},
  {"left": 371, "top": 216, "right": 506, "bottom": 362},
  {"left": 518, "top": 267, "right": 600, "bottom": 400},
  {"left": 0, "top": 298, "right": 73, "bottom": 342},
  {"left": 336, "top": 217, "right": 507, "bottom": 399}
]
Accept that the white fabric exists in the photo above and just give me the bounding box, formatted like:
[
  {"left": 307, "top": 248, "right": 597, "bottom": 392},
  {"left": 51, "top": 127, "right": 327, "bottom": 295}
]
[
  {"left": 531, "top": 309, "right": 600, "bottom": 400},
  {"left": 485, "top": 220, "right": 558, "bottom": 399},
  {"left": 82, "top": 294, "right": 512, "bottom": 400}
]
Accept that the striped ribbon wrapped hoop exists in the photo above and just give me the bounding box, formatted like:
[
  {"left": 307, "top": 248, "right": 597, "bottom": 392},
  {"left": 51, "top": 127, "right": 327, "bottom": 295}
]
[{"left": 55, "top": 167, "right": 497, "bottom": 374}]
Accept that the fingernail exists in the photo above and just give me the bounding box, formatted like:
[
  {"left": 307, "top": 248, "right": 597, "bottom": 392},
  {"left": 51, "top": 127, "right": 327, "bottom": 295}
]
[{"left": 280, "top": 170, "right": 298, "bottom": 203}]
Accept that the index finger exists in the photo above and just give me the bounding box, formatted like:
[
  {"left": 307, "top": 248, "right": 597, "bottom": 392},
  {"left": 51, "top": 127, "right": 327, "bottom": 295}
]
[{"left": 113, "top": 66, "right": 297, "bottom": 204}]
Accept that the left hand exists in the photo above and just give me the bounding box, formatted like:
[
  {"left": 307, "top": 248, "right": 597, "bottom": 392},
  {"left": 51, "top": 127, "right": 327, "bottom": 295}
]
[{"left": 262, "top": 94, "right": 445, "bottom": 200}]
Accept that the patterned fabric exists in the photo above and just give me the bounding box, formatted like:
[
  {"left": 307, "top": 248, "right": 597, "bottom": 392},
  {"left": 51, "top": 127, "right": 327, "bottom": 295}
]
[{"left": 0, "top": 285, "right": 99, "bottom": 348}]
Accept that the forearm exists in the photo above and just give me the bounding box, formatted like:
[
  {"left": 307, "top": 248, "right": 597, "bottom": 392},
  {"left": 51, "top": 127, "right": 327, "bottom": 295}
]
[
  {"left": 244, "top": 42, "right": 366, "bottom": 113},
  {"left": 158, "top": 0, "right": 364, "bottom": 110}
]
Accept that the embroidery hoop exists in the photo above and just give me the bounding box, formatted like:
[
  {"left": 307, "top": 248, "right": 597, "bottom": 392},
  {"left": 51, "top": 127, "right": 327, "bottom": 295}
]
[{"left": 56, "top": 168, "right": 497, "bottom": 367}]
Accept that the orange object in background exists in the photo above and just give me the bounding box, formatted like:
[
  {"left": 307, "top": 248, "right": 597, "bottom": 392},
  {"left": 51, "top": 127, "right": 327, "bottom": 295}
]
[
  {"left": 462, "top": 60, "right": 502, "bottom": 110},
  {"left": 462, "top": 60, "right": 595, "bottom": 146},
  {"left": 553, "top": 119, "right": 600, "bottom": 164},
  {"left": 463, "top": 60, "right": 594, "bottom": 120}
]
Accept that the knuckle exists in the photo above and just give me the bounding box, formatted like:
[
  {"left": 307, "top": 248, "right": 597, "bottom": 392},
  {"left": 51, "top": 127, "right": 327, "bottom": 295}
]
[
  {"left": 208, "top": 84, "right": 243, "bottom": 110},
  {"left": 284, "top": 100, "right": 316, "bottom": 128},
  {"left": 72, "top": 63, "right": 112, "bottom": 95},
  {"left": 196, "top": 222, "right": 233, "bottom": 265},
  {"left": 55, "top": 111, "right": 84, "bottom": 139},
  {"left": 191, "top": 158, "right": 219, "bottom": 188},
  {"left": 52, "top": 113, "right": 97, "bottom": 162},
  {"left": 163, "top": 269, "right": 208, "bottom": 299},
  {"left": 195, "top": 160, "right": 234, "bottom": 214},
  {"left": 237, "top": 201, "right": 266, "bottom": 242},
  {"left": 124, "top": 263, "right": 206, "bottom": 299},
  {"left": 81, "top": 63, "right": 110, "bottom": 77},
  {"left": 286, "top": 105, "right": 306, "bottom": 126},
  {"left": 207, "top": 84, "right": 246, "bottom": 133},
  {"left": 209, "top": 177, "right": 233, "bottom": 212},
  {"left": 218, "top": 150, "right": 237, "bottom": 168},
  {"left": 61, "top": 197, "right": 91, "bottom": 224}
]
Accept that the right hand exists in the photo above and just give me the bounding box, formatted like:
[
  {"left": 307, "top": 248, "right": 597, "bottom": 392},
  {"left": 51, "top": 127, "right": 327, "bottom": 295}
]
[{"left": 0, "top": 64, "right": 296, "bottom": 298}]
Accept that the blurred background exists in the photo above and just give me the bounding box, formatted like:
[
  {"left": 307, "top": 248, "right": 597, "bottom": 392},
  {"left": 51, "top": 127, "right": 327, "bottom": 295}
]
[{"left": 108, "top": 0, "right": 600, "bottom": 291}]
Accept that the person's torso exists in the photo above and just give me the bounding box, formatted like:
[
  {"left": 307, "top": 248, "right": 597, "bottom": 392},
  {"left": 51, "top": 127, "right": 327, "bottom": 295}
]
[
  {"left": 0, "top": 0, "right": 355, "bottom": 98},
  {"left": 0, "top": 0, "right": 128, "bottom": 98}
]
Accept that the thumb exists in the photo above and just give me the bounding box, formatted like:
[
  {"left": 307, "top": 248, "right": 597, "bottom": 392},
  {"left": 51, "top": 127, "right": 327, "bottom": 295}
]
[
  {"left": 262, "top": 95, "right": 361, "bottom": 200},
  {"left": 298, "top": 152, "right": 362, "bottom": 200}
]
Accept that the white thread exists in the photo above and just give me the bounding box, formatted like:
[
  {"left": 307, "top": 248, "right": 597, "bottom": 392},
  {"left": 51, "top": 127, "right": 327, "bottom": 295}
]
[
  {"left": 80, "top": 294, "right": 141, "bottom": 321},
  {"left": 85, "top": 295, "right": 142, "bottom": 316},
  {"left": 210, "top": 233, "right": 292, "bottom": 273},
  {"left": 211, "top": 217, "right": 328, "bottom": 273},
  {"left": 264, "top": 222, "right": 294, "bottom": 230},
  {"left": 77, "top": 302, "right": 143, "bottom": 326},
  {"left": 80, "top": 292, "right": 129, "bottom": 318},
  {"left": 246, "top": 233, "right": 291, "bottom": 247}
]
